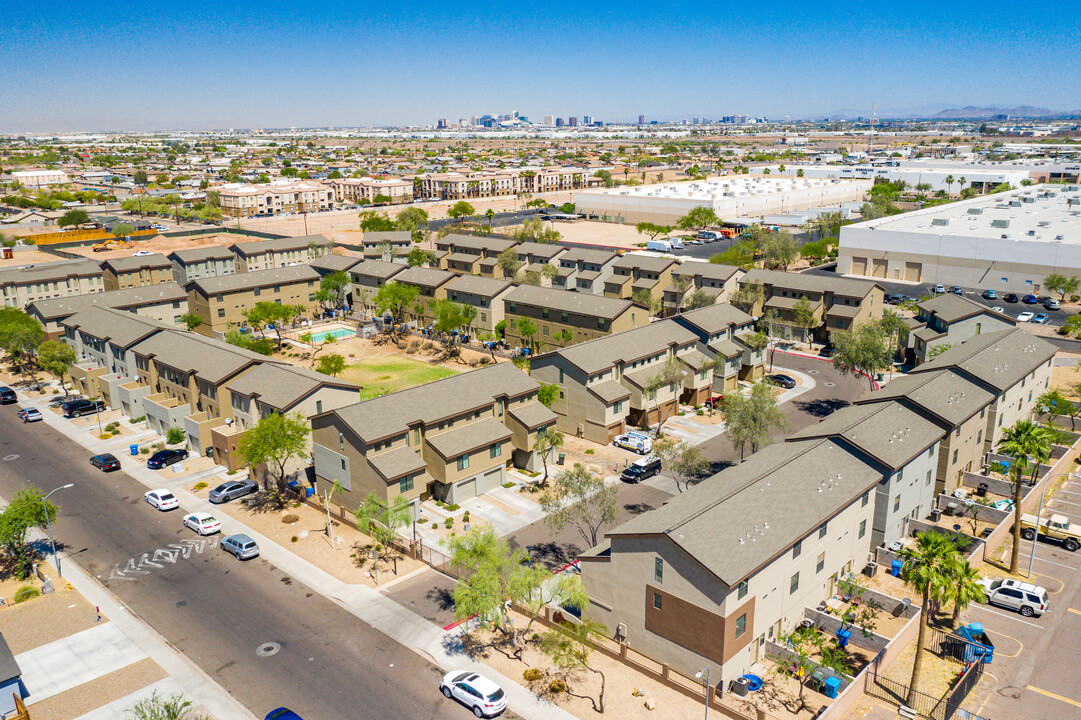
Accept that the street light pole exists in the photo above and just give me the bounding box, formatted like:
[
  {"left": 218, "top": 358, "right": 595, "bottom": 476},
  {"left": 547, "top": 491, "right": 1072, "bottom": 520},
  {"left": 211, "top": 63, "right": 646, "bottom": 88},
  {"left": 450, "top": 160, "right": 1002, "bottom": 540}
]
[
  {"left": 43, "top": 484, "right": 74, "bottom": 578},
  {"left": 694, "top": 668, "right": 710, "bottom": 720}
]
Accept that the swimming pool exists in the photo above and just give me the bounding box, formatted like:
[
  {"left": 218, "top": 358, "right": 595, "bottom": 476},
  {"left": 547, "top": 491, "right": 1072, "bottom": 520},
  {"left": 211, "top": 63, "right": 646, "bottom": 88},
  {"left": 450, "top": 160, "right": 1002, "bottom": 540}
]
[{"left": 308, "top": 327, "right": 356, "bottom": 343}]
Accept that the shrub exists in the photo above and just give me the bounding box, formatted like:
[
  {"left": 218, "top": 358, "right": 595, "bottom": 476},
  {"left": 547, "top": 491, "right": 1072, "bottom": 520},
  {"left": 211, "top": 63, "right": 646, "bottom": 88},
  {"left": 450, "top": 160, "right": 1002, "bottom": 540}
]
[
  {"left": 52, "top": 389, "right": 59, "bottom": 395},
  {"left": 166, "top": 427, "right": 185, "bottom": 444},
  {"left": 140, "top": 447, "right": 150, "bottom": 454},
  {"left": 153, "top": 442, "right": 164, "bottom": 450},
  {"left": 503, "top": 481, "right": 515, "bottom": 488},
  {"left": 446, "top": 503, "right": 460, "bottom": 512},
  {"left": 407, "top": 339, "right": 421, "bottom": 353},
  {"left": 396, "top": 340, "right": 407, "bottom": 350},
  {"left": 549, "top": 678, "right": 566, "bottom": 693},
  {"left": 523, "top": 668, "right": 543, "bottom": 682},
  {"left": 291, "top": 536, "right": 298, "bottom": 543},
  {"left": 584, "top": 448, "right": 594, "bottom": 454},
  {"left": 463, "top": 510, "right": 470, "bottom": 522},
  {"left": 131, "top": 416, "right": 145, "bottom": 423},
  {"left": 467, "top": 357, "right": 479, "bottom": 367},
  {"left": 444, "top": 517, "right": 453, "bottom": 529},
  {"left": 431, "top": 522, "right": 438, "bottom": 529},
  {"left": 282, "top": 513, "right": 300, "bottom": 524},
  {"left": 193, "top": 481, "right": 208, "bottom": 491},
  {"left": 14, "top": 585, "right": 39, "bottom": 603},
  {"left": 1072, "top": 295, "right": 1080, "bottom": 303}
]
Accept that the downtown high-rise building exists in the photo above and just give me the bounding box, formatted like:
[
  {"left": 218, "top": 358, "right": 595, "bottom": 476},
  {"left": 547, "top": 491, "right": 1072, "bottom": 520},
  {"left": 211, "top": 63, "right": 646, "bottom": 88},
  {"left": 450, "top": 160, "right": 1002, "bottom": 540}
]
[
  {"left": 568, "top": 116, "right": 578, "bottom": 127},
  {"left": 543, "top": 115, "right": 554, "bottom": 126},
  {"left": 638, "top": 114, "right": 645, "bottom": 124}
]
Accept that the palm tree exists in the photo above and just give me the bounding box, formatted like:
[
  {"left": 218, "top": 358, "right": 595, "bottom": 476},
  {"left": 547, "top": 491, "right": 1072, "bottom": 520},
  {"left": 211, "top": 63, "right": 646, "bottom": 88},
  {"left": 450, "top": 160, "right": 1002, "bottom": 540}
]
[
  {"left": 997, "top": 420, "right": 1053, "bottom": 573},
  {"left": 946, "top": 558, "right": 983, "bottom": 630},
  {"left": 945, "top": 175, "right": 955, "bottom": 195},
  {"left": 485, "top": 208, "right": 495, "bottom": 229},
  {"left": 958, "top": 176, "right": 966, "bottom": 193},
  {"left": 900, "top": 532, "right": 960, "bottom": 702}
]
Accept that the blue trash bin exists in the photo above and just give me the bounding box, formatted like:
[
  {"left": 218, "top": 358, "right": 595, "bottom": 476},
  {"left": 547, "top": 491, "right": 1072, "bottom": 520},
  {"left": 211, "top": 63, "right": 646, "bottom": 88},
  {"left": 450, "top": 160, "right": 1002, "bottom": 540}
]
[
  {"left": 305, "top": 487, "right": 314, "bottom": 498},
  {"left": 891, "top": 559, "right": 903, "bottom": 577},
  {"left": 130, "top": 444, "right": 139, "bottom": 456},
  {"left": 835, "top": 627, "right": 851, "bottom": 648},
  {"left": 824, "top": 676, "right": 840, "bottom": 699}
]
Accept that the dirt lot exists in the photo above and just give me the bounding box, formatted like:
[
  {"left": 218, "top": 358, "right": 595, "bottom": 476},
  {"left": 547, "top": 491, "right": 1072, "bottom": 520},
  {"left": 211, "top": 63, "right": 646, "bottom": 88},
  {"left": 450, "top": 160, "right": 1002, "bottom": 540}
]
[{"left": 63, "top": 231, "right": 249, "bottom": 261}]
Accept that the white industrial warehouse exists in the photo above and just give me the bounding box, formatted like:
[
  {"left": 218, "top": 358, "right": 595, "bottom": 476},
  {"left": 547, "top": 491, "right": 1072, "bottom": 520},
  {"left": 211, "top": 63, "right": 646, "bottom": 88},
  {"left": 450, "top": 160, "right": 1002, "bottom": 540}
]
[
  {"left": 573, "top": 176, "right": 872, "bottom": 225},
  {"left": 838, "top": 184, "right": 1081, "bottom": 293}
]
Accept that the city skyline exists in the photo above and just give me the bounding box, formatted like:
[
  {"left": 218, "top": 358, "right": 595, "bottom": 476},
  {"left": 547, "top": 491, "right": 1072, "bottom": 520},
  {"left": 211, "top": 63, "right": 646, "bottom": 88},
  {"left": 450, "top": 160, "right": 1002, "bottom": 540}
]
[{"left": 2, "top": 0, "right": 1079, "bottom": 132}]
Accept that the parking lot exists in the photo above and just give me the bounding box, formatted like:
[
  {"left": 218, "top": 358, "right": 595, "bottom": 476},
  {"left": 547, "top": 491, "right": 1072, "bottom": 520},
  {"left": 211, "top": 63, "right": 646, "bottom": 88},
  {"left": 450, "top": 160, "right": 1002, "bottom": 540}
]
[{"left": 966, "top": 473, "right": 1081, "bottom": 718}]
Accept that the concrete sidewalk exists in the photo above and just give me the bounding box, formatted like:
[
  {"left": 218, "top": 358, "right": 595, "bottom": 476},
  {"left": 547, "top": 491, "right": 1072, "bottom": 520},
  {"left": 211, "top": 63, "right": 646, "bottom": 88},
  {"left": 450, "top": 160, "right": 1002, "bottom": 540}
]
[
  {"left": 73, "top": 678, "right": 187, "bottom": 720},
  {"left": 17, "top": 623, "right": 145, "bottom": 703},
  {"left": 18, "top": 383, "right": 578, "bottom": 720}
]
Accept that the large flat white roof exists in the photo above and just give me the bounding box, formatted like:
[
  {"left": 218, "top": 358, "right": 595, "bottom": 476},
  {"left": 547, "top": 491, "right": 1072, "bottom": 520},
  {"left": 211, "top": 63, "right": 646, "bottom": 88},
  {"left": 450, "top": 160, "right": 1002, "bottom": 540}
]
[
  {"left": 851, "top": 185, "right": 1081, "bottom": 244},
  {"left": 583, "top": 175, "right": 861, "bottom": 202}
]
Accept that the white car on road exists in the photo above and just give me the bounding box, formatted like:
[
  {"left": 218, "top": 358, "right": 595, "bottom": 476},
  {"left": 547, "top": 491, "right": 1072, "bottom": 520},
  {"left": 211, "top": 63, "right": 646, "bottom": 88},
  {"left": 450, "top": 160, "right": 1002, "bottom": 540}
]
[
  {"left": 144, "top": 489, "right": 179, "bottom": 511},
  {"left": 439, "top": 671, "right": 507, "bottom": 718},
  {"left": 183, "top": 512, "right": 221, "bottom": 535},
  {"left": 132, "top": 250, "right": 154, "bottom": 256}
]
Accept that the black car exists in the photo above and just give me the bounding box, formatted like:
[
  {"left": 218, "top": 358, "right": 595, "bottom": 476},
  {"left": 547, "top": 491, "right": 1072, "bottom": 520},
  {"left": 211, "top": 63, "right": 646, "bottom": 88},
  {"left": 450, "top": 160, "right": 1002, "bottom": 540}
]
[
  {"left": 147, "top": 448, "right": 189, "bottom": 469},
  {"left": 0, "top": 387, "right": 16, "bottom": 404},
  {"left": 1003, "top": 293, "right": 1019, "bottom": 303},
  {"left": 766, "top": 374, "right": 797, "bottom": 389},
  {"left": 62, "top": 398, "right": 105, "bottom": 418},
  {"left": 818, "top": 346, "right": 835, "bottom": 358},
  {"left": 621, "top": 456, "right": 661, "bottom": 483},
  {"left": 209, "top": 478, "right": 259, "bottom": 503},
  {"left": 90, "top": 453, "right": 121, "bottom": 472}
]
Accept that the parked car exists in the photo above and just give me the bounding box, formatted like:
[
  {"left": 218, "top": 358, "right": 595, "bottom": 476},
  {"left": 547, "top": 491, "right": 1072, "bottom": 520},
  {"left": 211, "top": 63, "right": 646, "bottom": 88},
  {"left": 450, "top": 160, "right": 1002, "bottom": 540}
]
[
  {"left": 0, "top": 387, "right": 17, "bottom": 404},
  {"left": 1003, "top": 293, "right": 1019, "bottom": 303},
  {"left": 981, "top": 289, "right": 998, "bottom": 300},
  {"left": 221, "top": 533, "right": 260, "bottom": 560},
  {"left": 621, "top": 455, "right": 662, "bottom": 483},
  {"left": 1018, "top": 512, "right": 1081, "bottom": 551},
  {"left": 818, "top": 346, "right": 835, "bottom": 358},
  {"left": 1017, "top": 312, "right": 1034, "bottom": 323},
  {"left": 950, "top": 286, "right": 964, "bottom": 295},
  {"left": 132, "top": 250, "right": 154, "bottom": 256},
  {"left": 144, "top": 489, "right": 179, "bottom": 511},
  {"left": 439, "top": 671, "right": 507, "bottom": 718},
  {"left": 990, "top": 306, "right": 1005, "bottom": 313},
  {"left": 1022, "top": 294, "right": 1039, "bottom": 304},
  {"left": 1032, "top": 313, "right": 1050, "bottom": 324},
  {"left": 62, "top": 398, "right": 105, "bottom": 418},
  {"left": 885, "top": 294, "right": 905, "bottom": 305},
  {"left": 979, "top": 578, "right": 1048, "bottom": 617},
  {"left": 1043, "top": 298, "right": 1061, "bottom": 310},
  {"left": 264, "top": 709, "right": 303, "bottom": 720},
  {"left": 183, "top": 512, "right": 221, "bottom": 536},
  {"left": 147, "top": 448, "right": 189, "bottom": 469},
  {"left": 209, "top": 478, "right": 259, "bottom": 504},
  {"left": 90, "top": 453, "right": 121, "bottom": 472},
  {"left": 766, "top": 374, "right": 797, "bottom": 389},
  {"left": 933, "top": 284, "right": 945, "bottom": 294},
  {"left": 614, "top": 431, "right": 652, "bottom": 454},
  {"left": 17, "top": 407, "right": 42, "bottom": 422},
  {"left": 704, "top": 394, "right": 725, "bottom": 410}
]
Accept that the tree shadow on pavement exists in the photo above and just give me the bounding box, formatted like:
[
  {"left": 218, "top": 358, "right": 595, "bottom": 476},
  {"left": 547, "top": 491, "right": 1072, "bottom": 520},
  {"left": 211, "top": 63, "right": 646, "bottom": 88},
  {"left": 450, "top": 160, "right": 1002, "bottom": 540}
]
[
  {"left": 793, "top": 397, "right": 850, "bottom": 418},
  {"left": 517, "top": 541, "right": 581, "bottom": 570},
  {"left": 426, "top": 585, "right": 455, "bottom": 612},
  {"left": 623, "top": 502, "right": 655, "bottom": 516}
]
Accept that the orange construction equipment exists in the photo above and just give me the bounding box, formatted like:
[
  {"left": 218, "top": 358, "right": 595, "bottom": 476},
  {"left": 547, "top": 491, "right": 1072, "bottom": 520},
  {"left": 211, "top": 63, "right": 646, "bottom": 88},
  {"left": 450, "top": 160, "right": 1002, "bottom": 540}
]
[{"left": 91, "top": 238, "right": 134, "bottom": 252}]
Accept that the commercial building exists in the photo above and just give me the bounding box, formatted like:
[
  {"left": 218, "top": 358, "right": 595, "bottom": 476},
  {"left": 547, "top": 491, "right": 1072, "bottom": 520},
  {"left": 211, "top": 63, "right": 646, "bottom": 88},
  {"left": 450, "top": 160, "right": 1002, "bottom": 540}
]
[
  {"left": 100, "top": 254, "right": 174, "bottom": 291},
  {"left": 770, "top": 163, "right": 1032, "bottom": 195},
  {"left": 229, "top": 234, "right": 333, "bottom": 273},
  {"left": 168, "top": 247, "right": 238, "bottom": 286},
  {"left": 186, "top": 265, "right": 322, "bottom": 337},
  {"left": 501, "top": 285, "right": 646, "bottom": 353},
  {"left": 9, "top": 169, "right": 69, "bottom": 187},
  {"left": 837, "top": 185, "right": 1081, "bottom": 293},
  {"left": 310, "top": 363, "right": 557, "bottom": 513},
  {"left": 28, "top": 282, "right": 189, "bottom": 337},
  {"left": 0, "top": 260, "right": 104, "bottom": 308},
  {"left": 574, "top": 176, "right": 871, "bottom": 226},
  {"left": 218, "top": 180, "right": 336, "bottom": 218}
]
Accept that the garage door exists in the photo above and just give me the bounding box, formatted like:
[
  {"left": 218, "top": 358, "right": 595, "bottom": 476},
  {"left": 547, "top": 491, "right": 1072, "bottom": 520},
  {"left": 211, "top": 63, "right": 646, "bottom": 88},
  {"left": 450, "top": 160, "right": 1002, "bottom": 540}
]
[
  {"left": 905, "top": 262, "right": 922, "bottom": 282},
  {"left": 850, "top": 257, "right": 867, "bottom": 276},
  {"left": 456, "top": 477, "right": 477, "bottom": 502},
  {"left": 871, "top": 259, "right": 887, "bottom": 278},
  {"left": 483, "top": 467, "right": 502, "bottom": 493}
]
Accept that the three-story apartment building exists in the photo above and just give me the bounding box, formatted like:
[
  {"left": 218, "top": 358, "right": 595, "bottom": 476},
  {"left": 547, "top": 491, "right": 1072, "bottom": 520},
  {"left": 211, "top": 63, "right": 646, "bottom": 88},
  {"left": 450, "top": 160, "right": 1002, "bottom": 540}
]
[
  {"left": 0, "top": 260, "right": 104, "bottom": 308},
  {"left": 737, "top": 269, "right": 885, "bottom": 341},
  {"left": 229, "top": 234, "right": 334, "bottom": 273},
  {"left": 186, "top": 265, "right": 322, "bottom": 337},
  {"left": 168, "top": 247, "right": 238, "bottom": 286},
  {"left": 101, "top": 254, "right": 174, "bottom": 291},
  {"left": 551, "top": 248, "right": 620, "bottom": 294},
  {"left": 501, "top": 285, "right": 645, "bottom": 353}
]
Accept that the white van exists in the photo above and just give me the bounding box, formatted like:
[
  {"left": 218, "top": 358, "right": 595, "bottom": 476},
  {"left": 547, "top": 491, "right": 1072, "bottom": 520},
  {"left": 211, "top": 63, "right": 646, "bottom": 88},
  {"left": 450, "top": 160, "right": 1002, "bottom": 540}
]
[
  {"left": 698, "top": 230, "right": 722, "bottom": 242},
  {"left": 645, "top": 240, "right": 673, "bottom": 252}
]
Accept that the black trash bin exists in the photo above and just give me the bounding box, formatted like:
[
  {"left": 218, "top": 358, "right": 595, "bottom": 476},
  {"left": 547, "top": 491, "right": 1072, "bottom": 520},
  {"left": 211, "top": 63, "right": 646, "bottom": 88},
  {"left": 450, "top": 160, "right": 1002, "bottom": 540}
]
[{"left": 977, "top": 482, "right": 988, "bottom": 498}]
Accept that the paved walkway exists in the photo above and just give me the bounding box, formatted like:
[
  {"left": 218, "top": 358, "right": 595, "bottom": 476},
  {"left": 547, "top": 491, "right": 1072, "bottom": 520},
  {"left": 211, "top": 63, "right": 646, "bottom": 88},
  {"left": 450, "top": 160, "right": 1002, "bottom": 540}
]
[
  {"left": 18, "top": 383, "right": 577, "bottom": 720},
  {"left": 17, "top": 623, "right": 146, "bottom": 704}
]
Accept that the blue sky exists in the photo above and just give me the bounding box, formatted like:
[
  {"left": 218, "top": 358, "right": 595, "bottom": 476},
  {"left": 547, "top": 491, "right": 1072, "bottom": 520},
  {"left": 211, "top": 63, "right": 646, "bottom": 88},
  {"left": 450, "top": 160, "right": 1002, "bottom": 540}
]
[{"left": 2, "top": 1, "right": 1079, "bottom": 131}]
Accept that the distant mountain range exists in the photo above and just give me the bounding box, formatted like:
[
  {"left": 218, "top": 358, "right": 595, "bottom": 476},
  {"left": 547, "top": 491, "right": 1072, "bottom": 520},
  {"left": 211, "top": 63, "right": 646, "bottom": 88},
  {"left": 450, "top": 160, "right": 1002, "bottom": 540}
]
[{"left": 930, "top": 105, "right": 1057, "bottom": 119}]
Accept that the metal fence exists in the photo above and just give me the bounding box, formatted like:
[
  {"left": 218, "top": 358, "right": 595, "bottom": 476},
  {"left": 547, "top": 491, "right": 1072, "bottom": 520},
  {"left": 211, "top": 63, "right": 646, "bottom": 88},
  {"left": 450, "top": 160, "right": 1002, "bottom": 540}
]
[
  {"left": 867, "top": 662, "right": 987, "bottom": 720},
  {"left": 926, "top": 626, "right": 992, "bottom": 665}
]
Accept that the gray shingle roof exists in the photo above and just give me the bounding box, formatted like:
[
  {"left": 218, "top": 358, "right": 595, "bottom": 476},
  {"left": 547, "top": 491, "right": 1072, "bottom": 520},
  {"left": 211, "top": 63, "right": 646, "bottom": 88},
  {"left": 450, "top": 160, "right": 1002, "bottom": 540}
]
[
  {"left": 368, "top": 446, "right": 427, "bottom": 481},
  {"left": 508, "top": 401, "right": 558, "bottom": 430},
  {"left": 855, "top": 368, "right": 995, "bottom": 428},
  {"left": 310, "top": 254, "right": 362, "bottom": 273},
  {"left": 911, "top": 327, "right": 1056, "bottom": 392},
  {"left": 168, "top": 246, "right": 236, "bottom": 263},
  {"left": 589, "top": 380, "right": 631, "bottom": 404},
  {"left": 745, "top": 268, "right": 880, "bottom": 298},
  {"left": 708, "top": 338, "right": 744, "bottom": 358},
  {"left": 516, "top": 242, "right": 565, "bottom": 261},
  {"left": 613, "top": 254, "right": 677, "bottom": 273},
  {"left": 132, "top": 330, "right": 279, "bottom": 383},
  {"left": 916, "top": 293, "right": 1010, "bottom": 325},
  {"left": 351, "top": 259, "right": 406, "bottom": 280},
  {"left": 505, "top": 285, "right": 635, "bottom": 321},
  {"left": 0, "top": 633, "right": 21, "bottom": 683},
  {"left": 437, "top": 233, "right": 518, "bottom": 253},
  {"left": 230, "top": 233, "right": 332, "bottom": 257},
  {"left": 446, "top": 275, "right": 514, "bottom": 299},
  {"left": 0, "top": 259, "right": 101, "bottom": 286},
  {"left": 671, "top": 261, "right": 741, "bottom": 282},
  {"left": 789, "top": 401, "right": 943, "bottom": 470},
  {"left": 559, "top": 247, "right": 618, "bottom": 266},
  {"left": 331, "top": 362, "right": 537, "bottom": 443},
  {"left": 226, "top": 363, "right": 356, "bottom": 411},
  {"left": 361, "top": 230, "right": 411, "bottom": 246},
  {"left": 553, "top": 319, "right": 698, "bottom": 375},
  {"left": 607, "top": 438, "right": 881, "bottom": 586},
  {"left": 100, "top": 254, "right": 172, "bottom": 273},
  {"left": 391, "top": 266, "right": 456, "bottom": 289},
  {"left": 30, "top": 282, "right": 187, "bottom": 321},
  {"left": 425, "top": 416, "right": 513, "bottom": 459},
  {"left": 62, "top": 306, "right": 171, "bottom": 347},
  {"left": 188, "top": 264, "right": 319, "bottom": 294},
  {"left": 676, "top": 303, "right": 754, "bottom": 336}
]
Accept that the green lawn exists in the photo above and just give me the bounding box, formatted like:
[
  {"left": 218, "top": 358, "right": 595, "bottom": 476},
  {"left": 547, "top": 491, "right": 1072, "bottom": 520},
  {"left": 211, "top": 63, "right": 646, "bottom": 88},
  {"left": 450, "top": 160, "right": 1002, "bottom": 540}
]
[{"left": 344, "top": 356, "right": 459, "bottom": 400}]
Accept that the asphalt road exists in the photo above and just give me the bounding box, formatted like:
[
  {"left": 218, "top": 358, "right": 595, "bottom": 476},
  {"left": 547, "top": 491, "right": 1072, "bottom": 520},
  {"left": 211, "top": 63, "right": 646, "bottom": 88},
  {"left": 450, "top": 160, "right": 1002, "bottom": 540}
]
[
  {"left": 0, "top": 410, "right": 499, "bottom": 720},
  {"left": 429, "top": 208, "right": 541, "bottom": 232}
]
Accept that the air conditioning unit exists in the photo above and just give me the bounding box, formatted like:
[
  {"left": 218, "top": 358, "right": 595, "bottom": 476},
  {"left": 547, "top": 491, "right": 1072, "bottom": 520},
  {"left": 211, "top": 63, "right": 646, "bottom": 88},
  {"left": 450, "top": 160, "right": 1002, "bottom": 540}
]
[
  {"left": 730, "top": 677, "right": 751, "bottom": 697},
  {"left": 864, "top": 561, "right": 879, "bottom": 578}
]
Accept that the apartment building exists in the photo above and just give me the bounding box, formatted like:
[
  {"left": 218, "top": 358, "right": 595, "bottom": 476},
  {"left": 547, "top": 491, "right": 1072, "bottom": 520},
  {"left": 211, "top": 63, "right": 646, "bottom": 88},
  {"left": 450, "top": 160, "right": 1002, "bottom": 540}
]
[
  {"left": 552, "top": 248, "right": 620, "bottom": 294},
  {"left": 530, "top": 320, "right": 711, "bottom": 443},
  {"left": 168, "top": 247, "right": 237, "bottom": 286},
  {"left": 349, "top": 259, "right": 406, "bottom": 315},
  {"left": 100, "top": 254, "right": 174, "bottom": 291},
  {"left": 580, "top": 438, "right": 880, "bottom": 685},
  {"left": 186, "top": 265, "right": 322, "bottom": 337},
  {"left": 218, "top": 180, "right": 335, "bottom": 218},
  {"left": 909, "top": 294, "right": 1016, "bottom": 364},
  {"left": 604, "top": 255, "right": 678, "bottom": 302},
  {"left": 28, "top": 282, "right": 189, "bottom": 337},
  {"left": 663, "top": 262, "right": 744, "bottom": 314},
  {"left": 736, "top": 269, "right": 885, "bottom": 341},
  {"left": 0, "top": 260, "right": 104, "bottom": 308},
  {"left": 670, "top": 303, "right": 765, "bottom": 387},
  {"left": 229, "top": 234, "right": 334, "bottom": 273},
  {"left": 502, "top": 285, "right": 645, "bottom": 353},
  {"left": 356, "top": 231, "right": 412, "bottom": 258},
  {"left": 515, "top": 241, "right": 567, "bottom": 274},
  {"left": 788, "top": 403, "right": 942, "bottom": 546},
  {"left": 309, "top": 254, "right": 363, "bottom": 278},
  {"left": 443, "top": 275, "right": 516, "bottom": 339},
  {"left": 435, "top": 234, "right": 518, "bottom": 278},
  {"left": 392, "top": 267, "right": 457, "bottom": 323},
  {"left": 414, "top": 168, "right": 593, "bottom": 200},
  {"left": 326, "top": 177, "right": 413, "bottom": 205},
  {"left": 310, "top": 363, "right": 557, "bottom": 513}
]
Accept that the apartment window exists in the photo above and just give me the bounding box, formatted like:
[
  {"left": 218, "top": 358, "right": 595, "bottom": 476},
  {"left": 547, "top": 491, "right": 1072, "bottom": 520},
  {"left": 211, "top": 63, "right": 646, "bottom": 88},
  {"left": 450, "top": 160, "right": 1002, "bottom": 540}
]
[
  {"left": 859, "top": 520, "right": 867, "bottom": 539},
  {"left": 597, "top": 318, "right": 606, "bottom": 330},
  {"left": 893, "top": 495, "right": 900, "bottom": 512},
  {"left": 216, "top": 293, "right": 223, "bottom": 302},
  {"left": 309, "top": 293, "right": 316, "bottom": 301},
  {"left": 489, "top": 442, "right": 501, "bottom": 459},
  {"left": 790, "top": 572, "right": 800, "bottom": 594},
  {"left": 818, "top": 522, "right": 827, "bottom": 539},
  {"left": 399, "top": 475, "right": 414, "bottom": 493},
  {"left": 928, "top": 445, "right": 934, "bottom": 458},
  {"left": 952, "top": 448, "right": 958, "bottom": 464},
  {"left": 926, "top": 470, "right": 932, "bottom": 486},
  {"left": 480, "top": 312, "right": 487, "bottom": 322},
  {"left": 654, "top": 557, "right": 663, "bottom": 583},
  {"left": 542, "top": 308, "right": 549, "bottom": 319},
  {"left": 217, "top": 308, "right": 225, "bottom": 318},
  {"left": 340, "top": 458, "right": 346, "bottom": 471},
  {"left": 457, "top": 455, "right": 470, "bottom": 471},
  {"left": 735, "top": 613, "right": 747, "bottom": 638},
  {"left": 561, "top": 311, "right": 568, "bottom": 322},
  {"left": 273, "top": 285, "right": 280, "bottom": 293},
  {"left": 613, "top": 400, "right": 622, "bottom": 414},
  {"left": 558, "top": 368, "right": 564, "bottom": 383},
  {"left": 792, "top": 539, "right": 802, "bottom": 558},
  {"left": 508, "top": 303, "right": 516, "bottom": 313},
  {"left": 737, "top": 580, "right": 748, "bottom": 600},
  {"left": 653, "top": 593, "right": 662, "bottom": 610},
  {"left": 339, "top": 432, "right": 345, "bottom": 452},
  {"left": 977, "top": 430, "right": 983, "bottom": 444},
  {"left": 414, "top": 428, "right": 421, "bottom": 444},
  {"left": 980, "top": 407, "right": 986, "bottom": 419},
  {"left": 254, "top": 287, "right": 261, "bottom": 297},
  {"left": 315, "top": 400, "right": 323, "bottom": 414},
  {"left": 955, "top": 426, "right": 961, "bottom": 437},
  {"left": 816, "top": 552, "right": 825, "bottom": 574},
  {"left": 542, "top": 325, "right": 549, "bottom": 336}
]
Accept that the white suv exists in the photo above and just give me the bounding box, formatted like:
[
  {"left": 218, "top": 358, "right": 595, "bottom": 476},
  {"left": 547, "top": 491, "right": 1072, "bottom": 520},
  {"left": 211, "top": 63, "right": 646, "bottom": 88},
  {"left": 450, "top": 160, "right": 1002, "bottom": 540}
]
[
  {"left": 979, "top": 578, "right": 1048, "bottom": 617},
  {"left": 440, "top": 671, "right": 507, "bottom": 718}
]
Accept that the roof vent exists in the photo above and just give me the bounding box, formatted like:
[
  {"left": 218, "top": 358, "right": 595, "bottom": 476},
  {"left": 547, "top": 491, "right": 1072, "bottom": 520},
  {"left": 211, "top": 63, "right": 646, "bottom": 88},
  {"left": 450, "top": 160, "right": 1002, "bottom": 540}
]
[
  {"left": 967, "top": 208, "right": 983, "bottom": 215},
  {"left": 991, "top": 219, "right": 1009, "bottom": 229},
  {"left": 931, "top": 218, "right": 949, "bottom": 227}
]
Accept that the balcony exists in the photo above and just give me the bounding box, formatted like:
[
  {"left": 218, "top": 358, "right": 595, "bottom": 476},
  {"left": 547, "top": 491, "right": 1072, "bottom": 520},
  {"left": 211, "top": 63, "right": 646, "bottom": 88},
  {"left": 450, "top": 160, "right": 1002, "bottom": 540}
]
[{"left": 143, "top": 392, "right": 191, "bottom": 438}]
